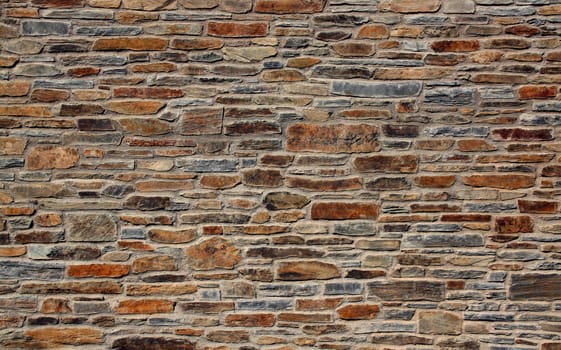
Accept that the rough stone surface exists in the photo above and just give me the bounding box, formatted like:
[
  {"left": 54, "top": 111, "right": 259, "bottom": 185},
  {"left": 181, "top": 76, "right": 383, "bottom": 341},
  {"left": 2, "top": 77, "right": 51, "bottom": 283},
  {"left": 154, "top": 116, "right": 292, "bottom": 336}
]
[{"left": 0, "top": 2, "right": 559, "bottom": 349}]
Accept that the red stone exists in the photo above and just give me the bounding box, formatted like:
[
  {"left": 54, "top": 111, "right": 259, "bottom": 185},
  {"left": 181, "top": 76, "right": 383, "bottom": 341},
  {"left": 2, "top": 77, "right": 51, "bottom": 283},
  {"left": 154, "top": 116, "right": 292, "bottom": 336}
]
[
  {"left": 311, "top": 202, "right": 378, "bottom": 220},
  {"left": 208, "top": 21, "right": 268, "bottom": 37}
]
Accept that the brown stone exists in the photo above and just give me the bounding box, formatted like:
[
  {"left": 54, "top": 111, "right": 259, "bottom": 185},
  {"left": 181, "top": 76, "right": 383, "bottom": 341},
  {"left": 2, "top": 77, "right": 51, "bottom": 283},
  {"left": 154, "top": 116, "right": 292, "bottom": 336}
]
[
  {"left": 492, "top": 128, "right": 553, "bottom": 141},
  {"left": 506, "top": 24, "right": 541, "bottom": 37},
  {"left": 286, "top": 176, "right": 362, "bottom": 192},
  {"left": 262, "top": 69, "right": 306, "bottom": 82},
  {"left": 518, "top": 200, "right": 558, "bottom": 214},
  {"left": 180, "top": 108, "right": 223, "bottom": 136},
  {"left": 419, "top": 311, "right": 462, "bottom": 335},
  {"left": 148, "top": 228, "right": 197, "bottom": 244},
  {"left": 132, "top": 255, "right": 177, "bottom": 273},
  {"left": 311, "top": 202, "right": 379, "bottom": 220},
  {"left": 185, "top": 237, "right": 242, "bottom": 270},
  {"left": 457, "top": 139, "right": 496, "bottom": 152},
  {"left": 463, "top": 174, "right": 535, "bottom": 190},
  {"left": 357, "top": 24, "right": 389, "bottom": 39},
  {"left": 119, "top": 118, "right": 171, "bottom": 136},
  {"left": 337, "top": 304, "right": 379, "bottom": 320},
  {"left": 225, "top": 314, "right": 275, "bottom": 327},
  {"left": 287, "top": 57, "right": 322, "bottom": 68},
  {"left": 25, "top": 327, "right": 103, "bottom": 345},
  {"left": 432, "top": 40, "right": 479, "bottom": 52},
  {"left": 31, "top": 89, "right": 70, "bottom": 102},
  {"left": 368, "top": 280, "right": 445, "bottom": 301},
  {"left": 495, "top": 216, "right": 533, "bottom": 233},
  {"left": 2, "top": 206, "right": 34, "bottom": 216},
  {"left": 32, "top": 0, "right": 82, "bottom": 6},
  {"left": 471, "top": 73, "right": 527, "bottom": 84},
  {"left": 332, "top": 41, "right": 375, "bottom": 57},
  {"left": 112, "top": 337, "right": 193, "bottom": 350},
  {"left": 208, "top": 22, "right": 268, "bottom": 37},
  {"left": 200, "top": 175, "right": 240, "bottom": 189},
  {"left": 180, "top": 301, "right": 234, "bottom": 314},
  {"left": 390, "top": 0, "right": 440, "bottom": 13},
  {"left": 0, "top": 105, "right": 52, "bottom": 117},
  {"left": 92, "top": 37, "right": 168, "bottom": 51},
  {"left": 543, "top": 165, "right": 561, "bottom": 177},
  {"left": 20, "top": 281, "right": 122, "bottom": 294},
  {"left": 510, "top": 274, "right": 561, "bottom": 300},
  {"left": 0, "top": 246, "right": 27, "bottom": 257},
  {"left": 171, "top": 38, "right": 224, "bottom": 50},
  {"left": 67, "top": 264, "right": 130, "bottom": 278},
  {"left": 256, "top": 0, "right": 326, "bottom": 13},
  {"left": 414, "top": 175, "right": 456, "bottom": 188},
  {"left": 0, "top": 81, "right": 31, "bottom": 97},
  {"left": 123, "top": 0, "right": 177, "bottom": 10},
  {"left": 27, "top": 146, "right": 79, "bottom": 170},
  {"left": 126, "top": 283, "right": 197, "bottom": 296},
  {"left": 114, "top": 87, "right": 183, "bottom": 99},
  {"left": 277, "top": 261, "right": 340, "bottom": 280},
  {"left": 375, "top": 68, "right": 450, "bottom": 80},
  {"left": 0, "top": 137, "right": 26, "bottom": 155},
  {"left": 242, "top": 168, "right": 283, "bottom": 187},
  {"left": 207, "top": 330, "right": 249, "bottom": 343},
  {"left": 287, "top": 123, "right": 379, "bottom": 153},
  {"left": 40, "top": 298, "right": 71, "bottom": 313},
  {"left": 106, "top": 101, "right": 165, "bottom": 115},
  {"left": 354, "top": 155, "right": 418, "bottom": 173},
  {"left": 67, "top": 67, "right": 100, "bottom": 77}
]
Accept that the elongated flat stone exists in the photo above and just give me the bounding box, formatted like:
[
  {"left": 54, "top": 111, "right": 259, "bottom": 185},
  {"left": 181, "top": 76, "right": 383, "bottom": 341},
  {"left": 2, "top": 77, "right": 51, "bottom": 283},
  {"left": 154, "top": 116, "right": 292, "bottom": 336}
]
[{"left": 331, "top": 81, "right": 422, "bottom": 98}]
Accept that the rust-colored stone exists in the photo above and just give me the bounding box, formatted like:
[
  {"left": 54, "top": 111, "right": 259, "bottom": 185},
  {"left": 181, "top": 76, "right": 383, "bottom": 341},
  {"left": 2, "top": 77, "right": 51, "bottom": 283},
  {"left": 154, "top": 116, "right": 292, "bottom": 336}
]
[
  {"left": 26, "top": 146, "right": 79, "bottom": 170},
  {"left": 185, "top": 237, "right": 242, "bottom": 270},
  {"left": 311, "top": 202, "right": 379, "bottom": 220},
  {"left": 337, "top": 304, "right": 379, "bottom": 320}
]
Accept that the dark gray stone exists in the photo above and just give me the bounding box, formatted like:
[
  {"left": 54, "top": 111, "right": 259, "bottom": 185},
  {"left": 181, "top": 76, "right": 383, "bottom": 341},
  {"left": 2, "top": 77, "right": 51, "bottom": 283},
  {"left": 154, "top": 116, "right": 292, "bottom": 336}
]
[
  {"left": 324, "top": 282, "right": 363, "bottom": 295},
  {"left": 403, "top": 234, "right": 484, "bottom": 248},
  {"left": 22, "top": 21, "right": 70, "bottom": 36},
  {"left": 34, "top": 79, "right": 95, "bottom": 89},
  {"left": 424, "top": 126, "right": 489, "bottom": 137},
  {"left": 425, "top": 87, "right": 475, "bottom": 105},
  {"left": 312, "top": 65, "right": 372, "bottom": 79},
  {"left": 75, "top": 26, "right": 142, "bottom": 36},
  {"left": 237, "top": 300, "right": 293, "bottom": 311},
  {"left": 313, "top": 14, "right": 369, "bottom": 26},
  {"left": 0, "top": 261, "right": 64, "bottom": 280},
  {"left": 432, "top": 269, "right": 487, "bottom": 279},
  {"left": 175, "top": 158, "right": 238, "bottom": 172},
  {"left": 259, "top": 284, "right": 319, "bottom": 297},
  {"left": 533, "top": 102, "right": 561, "bottom": 112},
  {"left": 331, "top": 81, "right": 422, "bottom": 98},
  {"left": 60, "top": 56, "right": 127, "bottom": 66},
  {"left": 0, "top": 158, "right": 24, "bottom": 169},
  {"left": 417, "top": 224, "right": 462, "bottom": 232},
  {"left": 179, "top": 213, "right": 250, "bottom": 224},
  {"left": 464, "top": 313, "right": 515, "bottom": 321}
]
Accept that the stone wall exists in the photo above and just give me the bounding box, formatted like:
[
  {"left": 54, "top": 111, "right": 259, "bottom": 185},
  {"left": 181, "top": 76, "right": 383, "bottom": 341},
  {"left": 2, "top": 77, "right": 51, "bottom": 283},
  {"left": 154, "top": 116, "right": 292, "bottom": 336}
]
[{"left": 1, "top": 0, "right": 561, "bottom": 349}]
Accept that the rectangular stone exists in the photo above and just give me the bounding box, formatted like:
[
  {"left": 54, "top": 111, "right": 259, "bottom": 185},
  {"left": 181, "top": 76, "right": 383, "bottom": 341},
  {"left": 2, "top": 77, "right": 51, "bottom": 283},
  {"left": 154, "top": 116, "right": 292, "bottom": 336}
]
[
  {"left": 175, "top": 158, "right": 238, "bottom": 172},
  {"left": 0, "top": 261, "right": 64, "bottom": 280},
  {"left": 368, "top": 281, "right": 445, "bottom": 301},
  {"left": 510, "top": 274, "right": 561, "bottom": 300},
  {"left": 22, "top": 21, "right": 70, "bottom": 35},
  {"left": 331, "top": 81, "right": 422, "bottom": 98}
]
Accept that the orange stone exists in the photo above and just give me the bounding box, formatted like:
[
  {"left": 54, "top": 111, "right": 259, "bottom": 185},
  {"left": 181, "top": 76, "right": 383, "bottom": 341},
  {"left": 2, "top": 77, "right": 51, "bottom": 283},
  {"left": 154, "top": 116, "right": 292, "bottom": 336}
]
[
  {"left": 26, "top": 146, "right": 79, "bottom": 170},
  {"left": 92, "top": 37, "right": 168, "bottom": 51},
  {"left": 67, "top": 264, "right": 130, "bottom": 278},
  {"left": 357, "top": 24, "right": 389, "bottom": 39},
  {"left": 261, "top": 69, "right": 306, "bottom": 82},
  {"left": 414, "top": 175, "right": 456, "bottom": 188},
  {"left": 208, "top": 21, "right": 268, "bottom": 37},
  {"left": 255, "top": 0, "right": 326, "bottom": 13},
  {"left": 148, "top": 228, "right": 198, "bottom": 244},
  {"left": 25, "top": 327, "right": 103, "bottom": 345},
  {"left": 287, "top": 123, "right": 379, "bottom": 153},
  {"left": 34, "top": 213, "right": 62, "bottom": 227},
  {"left": 337, "top": 304, "right": 380, "bottom": 320},
  {"left": 432, "top": 40, "right": 480, "bottom": 52},
  {"left": 277, "top": 261, "right": 340, "bottom": 280},
  {"left": 0, "top": 81, "right": 31, "bottom": 97},
  {"left": 31, "top": 89, "right": 70, "bottom": 102},
  {"left": 463, "top": 174, "right": 535, "bottom": 190},
  {"left": 171, "top": 38, "right": 224, "bottom": 50},
  {"left": 105, "top": 100, "right": 165, "bottom": 115},
  {"left": 457, "top": 139, "right": 497, "bottom": 152},
  {"left": 0, "top": 105, "right": 52, "bottom": 117},
  {"left": 1, "top": 206, "right": 34, "bottom": 216},
  {"left": 311, "top": 202, "right": 379, "bottom": 220},
  {"left": 0, "top": 246, "right": 27, "bottom": 257},
  {"left": 40, "top": 298, "right": 71, "bottom": 313},
  {"left": 225, "top": 314, "right": 275, "bottom": 327},
  {"left": 115, "top": 299, "right": 175, "bottom": 314},
  {"left": 518, "top": 85, "right": 557, "bottom": 100},
  {"left": 132, "top": 255, "right": 177, "bottom": 273},
  {"left": 130, "top": 62, "right": 177, "bottom": 73},
  {"left": 495, "top": 216, "right": 533, "bottom": 233},
  {"left": 185, "top": 237, "right": 242, "bottom": 270},
  {"left": 200, "top": 175, "right": 241, "bottom": 189},
  {"left": 518, "top": 200, "right": 558, "bottom": 214}
]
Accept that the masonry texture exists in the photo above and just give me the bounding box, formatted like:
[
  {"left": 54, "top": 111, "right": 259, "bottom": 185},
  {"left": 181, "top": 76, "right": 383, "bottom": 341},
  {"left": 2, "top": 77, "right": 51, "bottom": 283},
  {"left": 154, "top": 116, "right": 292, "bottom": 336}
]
[{"left": 1, "top": 0, "right": 561, "bottom": 349}]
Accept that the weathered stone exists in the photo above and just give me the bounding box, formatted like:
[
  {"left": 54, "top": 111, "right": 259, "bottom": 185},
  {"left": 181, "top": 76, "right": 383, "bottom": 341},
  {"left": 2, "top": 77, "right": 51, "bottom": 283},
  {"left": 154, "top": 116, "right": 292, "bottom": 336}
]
[
  {"left": 332, "top": 41, "right": 375, "bottom": 57},
  {"left": 176, "top": 158, "right": 238, "bottom": 172},
  {"left": 0, "top": 137, "right": 26, "bottom": 155},
  {"left": 368, "top": 281, "right": 445, "bottom": 301},
  {"left": 25, "top": 327, "right": 103, "bottom": 346},
  {"left": 264, "top": 192, "right": 310, "bottom": 210},
  {"left": 223, "top": 47, "right": 277, "bottom": 62},
  {"left": 311, "top": 202, "right": 379, "bottom": 220},
  {"left": 185, "top": 237, "right": 242, "bottom": 270},
  {"left": 287, "top": 123, "right": 379, "bottom": 153},
  {"left": 510, "top": 274, "right": 561, "bottom": 300},
  {"left": 242, "top": 168, "right": 283, "bottom": 187},
  {"left": 65, "top": 214, "right": 116, "bottom": 242},
  {"left": 463, "top": 174, "right": 535, "bottom": 190},
  {"left": 0, "top": 261, "right": 63, "bottom": 280},
  {"left": 112, "top": 337, "right": 194, "bottom": 350},
  {"left": 354, "top": 155, "right": 418, "bottom": 173},
  {"left": 419, "top": 311, "right": 462, "bottom": 335},
  {"left": 338, "top": 304, "right": 380, "bottom": 320},
  {"left": 22, "top": 21, "right": 69, "bottom": 35},
  {"left": 26, "top": 146, "right": 79, "bottom": 170},
  {"left": 148, "top": 228, "right": 197, "bottom": 244},
  {"left": 332, "top": 81, "right": 422, "bottom": 98},
  {"left": 425, "top": 87, "right": 475, "bottom": 105},
  {"left": 495, "top": 216, "right": 533, "bottom": 233},
  {"left": 277, "top": 261, "right": 340, "bottom": 280},
  {"left": 105, "top": 101, "right": 165, "bottom": 115},
  {"left": 122, "top": 0, "right": 177, "bottom": 10},
  {"left": 208, "top": 21, "right": 268, "bottom": 37},
  {"left": 256, "top": 0, "right": 325, "bottom": 13},
  {"left": 93, "top": 37, "right": 168, "bottom": 51},
  {"left": 390, "top": 0, "right": 440, "bottom": 13}
]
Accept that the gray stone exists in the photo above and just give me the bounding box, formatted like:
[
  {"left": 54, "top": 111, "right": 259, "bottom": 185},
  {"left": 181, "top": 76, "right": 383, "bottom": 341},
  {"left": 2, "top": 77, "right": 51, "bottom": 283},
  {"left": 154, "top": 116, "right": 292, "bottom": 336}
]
[
  {"left": 27, "top": 245, "right": 101, "bottom": 260},
  {"left": 62, "top": 132, "right": 122, "bottom": 145},
  {"left": 333, "top": 221, "right": 377, "bottom": 236},
  {"left": 534, "top": 102, "right": 561, "bottom": 112},
  {"left": 331, "top": 81, "right": 422, "bottom": 98},
  {"left": 313, "top": 14, "right": 369, "bottom": 26},
  {"left": 74, "top": 302, "right": 111, "bottom": 314},
  {"left": 312, "top": 65, "right": 372, "bottom": 79},
  {"left": 259, "top": 284, "right": 319, "bottom": 297},
  {"left": 0, "top": 158, "right": 24, "bottom": 169},
  {"left": 432, "top": 269, "right": 487, "bottom": 279},
  {"left": 75, "top": 26, "right": 142, "bottom": 36},
  {"left": 403, "top": 234, "right": 485, "bottom": 248},
  {"left": 464, "top": 313, "right": 515, "bottom": 321},
  {"left": 355, "top": 322, "right": 416, "bottom": 333},
  {"left": 465, "top": 203, "right": 517, "bottom": 212},
  {"left": 443, "top": 0, "right": 475, "bottom": 13},
  {"left": 22, "top": 21, "right": 70, "bottom": 36},
  {"left": 60, "top": 56, "right": 127, "bottom": 66},
  {"left": 237, "top": 300, "right": 293, "bottom": 310},
  {"left": 179, "top": 213, "right": 250, "bottom": 224},
  {"left": 43, "top": 9, "right": 114, "bottom": 19},
  {"left": 417, "top": 224, "right": 461, "bottom": 232},
  {"left": 65, "top": 214, "right": 117, "bottom": 242},
  {"left": 520, "top": 114, "right": 561, "bottom": 126},
  {"left": 324, "top": 282, "right": 363, "bottom": 295},
  {"left": 5, "top": 40, "right": 44, "bottom": 54},
  {"left": 34, "top": 79, "right": 95, "bottom": 89},
  {"left": 425, "top": 87, "right": 475, "bottom": 105},
  {"left": 0, "top": 261, "right": 64, "bottom": 280},
  {"left": 14, "top": 64, "right": 61, "bottom": 77},
  {"left": 479, "top": 6, "right": 535, "bottom": 16},
  {"left": 175, "top": 158, "right": 238, "bottom": 172},
  {"left": 497, "top": 251, "right": 544, "bottom": 261},
  {"left": 479, "top": 87, "right": 515, "bottom": 99},
  {"left": 424, "top": 126, "right": 489, "bottom": 137}
]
